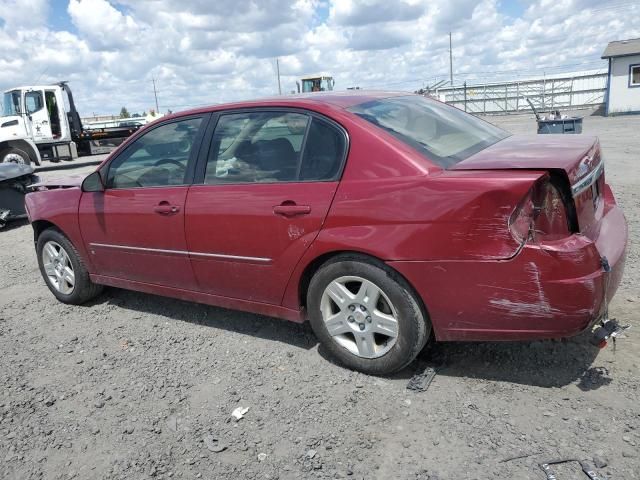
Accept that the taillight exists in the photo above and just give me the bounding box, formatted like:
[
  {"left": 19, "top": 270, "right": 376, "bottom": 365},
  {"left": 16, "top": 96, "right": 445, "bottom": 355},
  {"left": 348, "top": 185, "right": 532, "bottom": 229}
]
[{"left": 509, "top": 178, "right": 570, "bottom": 243}]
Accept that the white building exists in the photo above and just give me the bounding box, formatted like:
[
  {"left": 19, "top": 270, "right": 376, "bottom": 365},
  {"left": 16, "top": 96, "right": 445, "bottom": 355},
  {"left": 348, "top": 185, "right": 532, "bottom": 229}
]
[{"left": 602, "top": 38, "right": 640, "bottom": 116}]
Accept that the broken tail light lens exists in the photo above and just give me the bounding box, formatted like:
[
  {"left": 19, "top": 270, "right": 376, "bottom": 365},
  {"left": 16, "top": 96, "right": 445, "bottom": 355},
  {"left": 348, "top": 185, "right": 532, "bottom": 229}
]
[{"left": 509, "top": 179, "right": 570, "bottom": 243}]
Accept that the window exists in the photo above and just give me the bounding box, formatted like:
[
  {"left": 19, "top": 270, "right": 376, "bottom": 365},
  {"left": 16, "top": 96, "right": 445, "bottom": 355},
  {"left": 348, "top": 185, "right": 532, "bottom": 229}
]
[
  {"left": 45, "top": 91, "right": 62, "bottom": 138},
  {"left": 299, "top": 118, "right": 346, "bottom": 181},
  {"left": 205, "top": 112, "right": 309, "bottom": 184},
  {"left": 106, "top": 117, "right": 202, "bottom": 189},
  {"left": 348, "top": 95, "right": 509, "bottom": 168},
  {"left": 25, "top": 91, "right": 44, "bottom": 114},
  {"left": 630, "top": 65, "right": 640, "bottom": 87},
  {"left": 3, "top": 91, "right": 21, "bottom": 116}
]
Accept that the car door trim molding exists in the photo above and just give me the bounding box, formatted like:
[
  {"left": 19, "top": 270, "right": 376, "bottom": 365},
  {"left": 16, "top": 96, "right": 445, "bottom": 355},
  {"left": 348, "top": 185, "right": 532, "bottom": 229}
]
[{"left": 88, "top": 242, "right": 272, "bottom": 263}]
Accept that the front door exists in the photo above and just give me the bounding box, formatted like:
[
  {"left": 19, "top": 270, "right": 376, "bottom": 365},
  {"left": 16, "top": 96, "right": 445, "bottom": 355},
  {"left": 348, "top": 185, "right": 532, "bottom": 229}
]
[
  {"left": 185, "top": 110, "right": 347, "bottom": 304},
  {"left": 24, "top": 90, "right": 53, "bottom": 142},
  {"left": 79, "top": 116, "right": 206, "bottom": 290}
]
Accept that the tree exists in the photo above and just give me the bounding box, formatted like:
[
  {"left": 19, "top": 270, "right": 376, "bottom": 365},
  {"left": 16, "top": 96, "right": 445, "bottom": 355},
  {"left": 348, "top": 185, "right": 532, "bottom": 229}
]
[{"left": 119, "top": 107, "right": 130, "bottom": 118}]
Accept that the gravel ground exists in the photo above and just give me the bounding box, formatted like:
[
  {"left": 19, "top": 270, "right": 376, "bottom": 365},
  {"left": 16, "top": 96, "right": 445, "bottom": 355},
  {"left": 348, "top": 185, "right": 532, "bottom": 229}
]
[{"left": 1, "top": 111, "right": 638, "bottom": 480}]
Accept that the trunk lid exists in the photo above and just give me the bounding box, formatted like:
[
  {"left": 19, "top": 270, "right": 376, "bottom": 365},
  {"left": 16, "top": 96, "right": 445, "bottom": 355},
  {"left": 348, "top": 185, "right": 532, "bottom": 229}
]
[{"left": 452, "top": 134, "right": 604, "bottom": 235}]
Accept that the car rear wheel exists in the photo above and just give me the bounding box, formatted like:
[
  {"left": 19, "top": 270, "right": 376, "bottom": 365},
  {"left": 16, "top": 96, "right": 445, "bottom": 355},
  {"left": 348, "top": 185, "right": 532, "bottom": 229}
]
[
  {"left": 307, "top": 255, "right": 430, "bottom": 375},
  {"left": 0, "top": 147, "right": 31, "bottom": 165},
  {"left": 37, "top": 228, "right": 103, "bottom": 304}
]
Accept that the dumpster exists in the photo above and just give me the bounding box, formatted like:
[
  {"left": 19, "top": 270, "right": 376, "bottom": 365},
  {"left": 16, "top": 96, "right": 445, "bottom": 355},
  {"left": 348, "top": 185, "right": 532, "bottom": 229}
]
[
  {"left": 536, "top": 116, "right": 583, "bottom": 134},
  {"left": 526, "top": 98, "right": 583, "bottom": 134}
]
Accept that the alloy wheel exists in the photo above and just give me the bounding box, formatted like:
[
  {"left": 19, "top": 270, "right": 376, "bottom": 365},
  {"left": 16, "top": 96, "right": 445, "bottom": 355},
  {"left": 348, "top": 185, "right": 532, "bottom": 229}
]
[
  {"left": 320, "top": 275, "right": 399, "bottom": 359},
  {"left": 42, "top": 241, "right": 75, "bottom": 295}
]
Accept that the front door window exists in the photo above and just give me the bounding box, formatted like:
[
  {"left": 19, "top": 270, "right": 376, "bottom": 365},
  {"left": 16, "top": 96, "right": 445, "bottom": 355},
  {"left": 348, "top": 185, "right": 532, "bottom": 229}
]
[{"left": 106, "top": 117, "right": 203, "bottom": 188}]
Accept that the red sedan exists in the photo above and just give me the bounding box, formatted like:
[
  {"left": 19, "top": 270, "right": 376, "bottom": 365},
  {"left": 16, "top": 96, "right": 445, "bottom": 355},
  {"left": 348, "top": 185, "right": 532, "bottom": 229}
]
[{"left": 25, "top": 92, "right": 627, "bottom": 374}]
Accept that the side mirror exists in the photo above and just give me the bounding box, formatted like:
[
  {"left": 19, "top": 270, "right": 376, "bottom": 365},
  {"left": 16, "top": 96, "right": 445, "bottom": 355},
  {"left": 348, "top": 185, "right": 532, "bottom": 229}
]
[{"left": 81, "top": 170, "right": 105, "bottom": 192}]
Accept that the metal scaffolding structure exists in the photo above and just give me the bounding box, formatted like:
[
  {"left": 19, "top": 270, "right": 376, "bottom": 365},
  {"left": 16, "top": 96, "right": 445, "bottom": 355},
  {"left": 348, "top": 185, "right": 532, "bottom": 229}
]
[{"left": 435, "top": 71, "right": 607, "bottom": 114}]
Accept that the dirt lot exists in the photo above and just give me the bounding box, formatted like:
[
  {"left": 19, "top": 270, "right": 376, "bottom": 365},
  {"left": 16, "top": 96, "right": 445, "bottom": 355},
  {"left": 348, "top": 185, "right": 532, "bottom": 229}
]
[{"left": 1, "top": 112, "right": 638, "bottom": 480}]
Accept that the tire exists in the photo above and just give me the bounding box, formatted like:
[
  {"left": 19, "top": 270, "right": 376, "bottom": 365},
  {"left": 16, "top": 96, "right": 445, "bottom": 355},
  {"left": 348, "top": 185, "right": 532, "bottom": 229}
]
[
  {"left": 0, "top": 147, "right": 31, "bottom": 166},
  {"left": 307, "top": 254, "right": 431, "bottom": 375},
  {"left": 36, "top": 228, "right": 103, "bottom": 304}
]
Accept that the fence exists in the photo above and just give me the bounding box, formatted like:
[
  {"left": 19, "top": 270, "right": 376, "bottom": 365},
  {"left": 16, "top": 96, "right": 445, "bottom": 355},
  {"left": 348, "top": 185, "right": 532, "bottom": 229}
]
[{"left": 435, "top": 71, "right": 607, "bottom": 114}]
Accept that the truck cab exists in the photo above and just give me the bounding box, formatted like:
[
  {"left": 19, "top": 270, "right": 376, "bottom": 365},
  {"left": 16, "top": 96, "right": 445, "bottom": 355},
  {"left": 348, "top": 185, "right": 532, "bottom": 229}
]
[
  {"left": 298, "top": 74, "right": 335, "bottom": 93},
  {"left": 0, "top": 84, "right": 79, "bottom": 165}
]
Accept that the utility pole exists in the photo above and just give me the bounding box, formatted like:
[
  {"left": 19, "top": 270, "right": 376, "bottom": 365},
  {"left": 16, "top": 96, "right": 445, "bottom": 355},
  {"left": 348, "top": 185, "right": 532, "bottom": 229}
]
[
  {"left": 449, "top": 32, "right": 453, "bottom": 86},
  {"left": 152, "top": 78, "right": 160, "bottom": 113},
  {"left": 276, "top": 58, "right": 282, "bottom": 95}
]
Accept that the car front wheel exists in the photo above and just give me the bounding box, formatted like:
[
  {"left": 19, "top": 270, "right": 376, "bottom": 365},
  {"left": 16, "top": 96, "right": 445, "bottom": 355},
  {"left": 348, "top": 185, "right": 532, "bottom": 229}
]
[
  {"left": 36, "top": 228, "right": 103, "bottom": 304},
  {"left": 307, "top": 255, "right": 430, "bottom": 375}
]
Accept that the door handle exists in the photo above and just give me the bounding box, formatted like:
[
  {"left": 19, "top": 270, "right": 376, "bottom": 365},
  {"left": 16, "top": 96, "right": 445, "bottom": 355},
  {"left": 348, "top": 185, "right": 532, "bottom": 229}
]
[
  {"left": 273, "top": 203, "right": 311, "bottom": 217},
  {"left": 153, "top": 202, "right": 180, "bottom": 215}
]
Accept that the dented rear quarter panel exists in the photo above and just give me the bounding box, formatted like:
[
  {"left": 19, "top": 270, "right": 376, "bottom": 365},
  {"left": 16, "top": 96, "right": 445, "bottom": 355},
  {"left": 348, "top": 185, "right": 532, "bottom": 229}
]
[
  {"left": 318, "top": 169, "right": 546, "bottom": 262},
  {"left": 388, "top": 193, "right": 626, "bottom": 341},
  {"left": 280, "top": 120, "right": 548, "bottom": 310}
]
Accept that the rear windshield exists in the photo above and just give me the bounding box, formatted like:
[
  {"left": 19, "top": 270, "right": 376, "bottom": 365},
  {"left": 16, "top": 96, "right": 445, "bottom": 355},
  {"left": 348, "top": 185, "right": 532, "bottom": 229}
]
[{"left": 348, "top": 95, "right": 510, "bottom": 168}]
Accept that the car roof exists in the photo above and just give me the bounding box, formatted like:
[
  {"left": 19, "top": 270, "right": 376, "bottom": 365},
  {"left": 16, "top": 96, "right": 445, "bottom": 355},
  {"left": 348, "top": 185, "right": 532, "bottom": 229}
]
[{"left": 164, "top": 90, "right": 412, "bottom": 120}]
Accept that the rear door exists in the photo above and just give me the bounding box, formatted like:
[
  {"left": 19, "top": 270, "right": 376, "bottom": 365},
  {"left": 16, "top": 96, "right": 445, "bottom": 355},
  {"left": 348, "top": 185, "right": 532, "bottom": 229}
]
[
  {"left": 185, "top": 109, "right": 347, "bottom": 304},
  {"left": 79, "top": 115, "right": 208, "bottom": 289}
]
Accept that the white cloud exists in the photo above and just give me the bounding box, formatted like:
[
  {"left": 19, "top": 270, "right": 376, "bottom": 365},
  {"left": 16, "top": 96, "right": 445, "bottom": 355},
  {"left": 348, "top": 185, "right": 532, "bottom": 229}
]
[
  {"left": 0, "top": 0, "right": 638, "bottom": 115},
  {"left": 0, "top": 0, "right": 48, "bottom": 29},
  {"left": 68, "top": 0, "right": 146, "bottom": 51}
]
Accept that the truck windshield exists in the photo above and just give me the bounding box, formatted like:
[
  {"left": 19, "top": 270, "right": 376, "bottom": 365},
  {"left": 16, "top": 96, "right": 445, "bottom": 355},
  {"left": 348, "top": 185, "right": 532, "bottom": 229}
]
[
  {"left": 348, "top": 95, "right": 510, "bottom": 168},
  {"left": 2, "top": 91, "right": 22, "bottom": 117},
  {"left": 302, "top": 78, "right": 333, "bottom": 92},
  {"left": 2, "top": 90, "right": 21, "bottom": 117}
]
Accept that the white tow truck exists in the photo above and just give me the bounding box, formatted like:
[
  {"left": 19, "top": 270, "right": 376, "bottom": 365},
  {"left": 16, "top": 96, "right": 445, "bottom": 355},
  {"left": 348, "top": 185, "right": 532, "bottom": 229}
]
[{"left": 0, "top": 82, "right": 141, "bottom": 166}]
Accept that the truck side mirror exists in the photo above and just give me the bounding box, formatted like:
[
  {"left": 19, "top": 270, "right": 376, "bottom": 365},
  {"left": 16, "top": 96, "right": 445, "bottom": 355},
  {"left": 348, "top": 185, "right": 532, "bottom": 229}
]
[{"left": 81, "top": 171, "right": 104, "bottom": 192}]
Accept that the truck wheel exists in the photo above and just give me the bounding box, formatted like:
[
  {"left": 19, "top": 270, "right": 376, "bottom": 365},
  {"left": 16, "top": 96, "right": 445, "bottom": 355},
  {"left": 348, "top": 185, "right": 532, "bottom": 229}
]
[
  {"left": 0, "top": 147, "right": 31, "bottom": 165},
  {"left": 307, "top": 255, "right": 431, "bottom": 375},
  {"left": 36, "top": 228, "right": 103, "bottom": 304}
]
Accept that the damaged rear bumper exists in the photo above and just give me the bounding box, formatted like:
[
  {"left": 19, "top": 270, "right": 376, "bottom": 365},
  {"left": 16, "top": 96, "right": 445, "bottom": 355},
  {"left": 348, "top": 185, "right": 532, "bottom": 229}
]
[{"left": 389, "top": 203, "right": 627, "bottom": 342}]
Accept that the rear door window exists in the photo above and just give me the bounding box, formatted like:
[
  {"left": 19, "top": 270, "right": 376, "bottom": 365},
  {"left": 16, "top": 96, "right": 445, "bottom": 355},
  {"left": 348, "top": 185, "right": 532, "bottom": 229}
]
[
  {"left": 205, "top": 111, "right": 309, "bottom": 184},
  {"left": 204, "top": 111, "right": 347, "bottom": 184},
  {"left": 299, "top": 118, "right": 347, "bottom": 181}
]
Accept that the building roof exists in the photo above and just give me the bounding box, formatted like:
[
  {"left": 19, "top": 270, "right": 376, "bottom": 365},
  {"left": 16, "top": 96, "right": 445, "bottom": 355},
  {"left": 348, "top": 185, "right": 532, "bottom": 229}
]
[{"left": 602, "top": 38, "right": 640, "bottom": 58}]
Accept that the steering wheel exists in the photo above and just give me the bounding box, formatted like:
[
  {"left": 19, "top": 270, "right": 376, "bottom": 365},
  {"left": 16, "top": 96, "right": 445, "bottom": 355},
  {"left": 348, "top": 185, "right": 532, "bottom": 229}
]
[
  {"left": 113, "top": 172, "right": 143, "bottom": 188},
  {"left": 154, "top": 158, "right": 185, "bottom": 169}
]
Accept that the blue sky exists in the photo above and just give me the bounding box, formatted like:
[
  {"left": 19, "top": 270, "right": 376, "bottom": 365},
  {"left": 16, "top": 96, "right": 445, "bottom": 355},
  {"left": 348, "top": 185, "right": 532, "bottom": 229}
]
[
  {"left": 48, "top": 0, "right": 75, "bottom": 31},
  {"left": 499, "top": 0, "right": 526, "bottom": 18},
  {"left": 0, "top": 0, "right": 638, "bottom": 114}
]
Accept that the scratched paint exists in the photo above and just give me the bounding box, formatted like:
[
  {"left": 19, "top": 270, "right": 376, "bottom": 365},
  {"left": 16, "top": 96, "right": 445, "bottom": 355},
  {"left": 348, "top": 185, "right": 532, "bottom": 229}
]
[{"left": 287, "top": 224, "right": 305, "bottom": 240}]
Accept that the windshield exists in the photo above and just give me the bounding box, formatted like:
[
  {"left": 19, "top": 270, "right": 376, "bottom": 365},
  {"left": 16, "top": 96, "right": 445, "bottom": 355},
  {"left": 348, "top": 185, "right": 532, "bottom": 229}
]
[
  {"left": 302, "top": 78, "right": 333, "bottom": 92},
  {"left": 2, "top": 91, "right": 22, "bottom": 117},
  {"left": 348, "top": 95, "right": 510, "bottom": 168}
]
